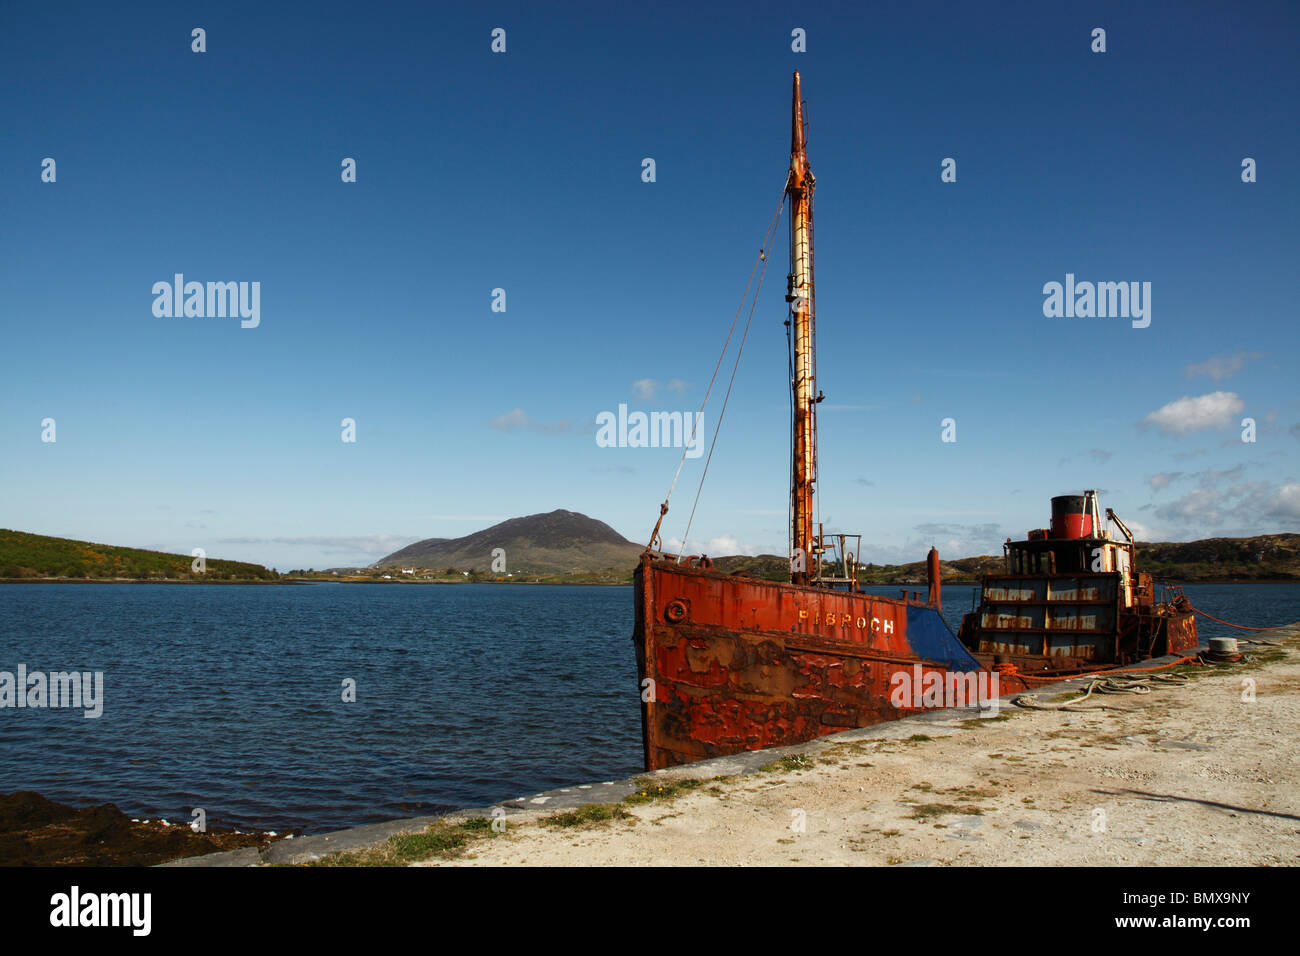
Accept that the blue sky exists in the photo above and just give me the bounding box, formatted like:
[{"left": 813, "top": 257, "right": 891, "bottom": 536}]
[{"left": 2, "top": 0, "right": 1297, "bottom": 570}]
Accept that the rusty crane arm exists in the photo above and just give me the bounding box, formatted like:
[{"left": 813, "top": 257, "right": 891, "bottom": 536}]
[{"left": 1106, "top": 506, "right": 1137, "bottom": 568}]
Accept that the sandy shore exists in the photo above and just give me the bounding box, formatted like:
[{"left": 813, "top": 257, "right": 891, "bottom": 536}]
[{"left": 413, "top": 629, "right": 1299, "bottom": 867}]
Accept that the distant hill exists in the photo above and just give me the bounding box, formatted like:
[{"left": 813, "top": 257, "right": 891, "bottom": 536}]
[
  {"left": 1135, "top": 534, "right": 1300, "bottom": 582},
  {"left": 0, "top": 529, "right": 278, "bottom": 581},
  {"left": 858, "top": 555, "right": 1004, "bottom": 585},
  {"left": 709, "top": 554, "right": 789, "bottom": 581},
  {"left": 376, "top": 510, "right": 644, "bottom": 574}
]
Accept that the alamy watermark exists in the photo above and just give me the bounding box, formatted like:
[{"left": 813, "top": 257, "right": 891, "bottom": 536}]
[
  {"left": 595, "top": 404, "right": 703, "bottom": 458},
  {"left": 50, "top": 886, "right": 150, "bottom": 936},
  {"left": 889, "top": 664, "right": 1000, "bottom": 714},
  {"left": 1, "top": 665, "right": 104, "bottom": 718},
  {"left": 152, "top": 275, "right": 260, "bottom": 328},
  {"left": 1042, "top": 274, "right": 1150, "bottom": 328}
]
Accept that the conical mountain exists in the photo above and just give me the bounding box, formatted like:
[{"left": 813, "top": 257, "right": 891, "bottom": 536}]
[{"left": 376, "top": 510, "right": 643, "bottom": 573}]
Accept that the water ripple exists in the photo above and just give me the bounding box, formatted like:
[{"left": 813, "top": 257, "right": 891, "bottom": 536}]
[{"left": 0, "top": 583, "right": 643, "bottom": 833}]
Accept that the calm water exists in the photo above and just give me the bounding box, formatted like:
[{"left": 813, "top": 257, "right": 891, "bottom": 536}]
[
  {"left": 0, "top": 583, "right": 642, "bottom": 834},
  {"left": 1, "top": 581, "right": 1296, "bottom": 834}
]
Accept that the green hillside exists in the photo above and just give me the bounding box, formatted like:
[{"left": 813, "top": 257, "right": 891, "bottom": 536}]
[
  {"left": 0, "top": 529, "right": 279, "bottom": 581},
  {"left": 1134, "top": 534, "right": 1300, "bottom": 582}
]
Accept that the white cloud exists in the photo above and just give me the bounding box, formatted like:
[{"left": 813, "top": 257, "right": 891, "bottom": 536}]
[
  {"left": 1184, "top": 351, "right": 1261, "bottom": 383},
  {"left": 632, "top": 378, "right": 690, "bottom": 399},
  {"left": 489, "top": 408, "right": 529, "bottom": 431},
  {"left": 1267, "top": 484, "right": 1300, "bottom": 520},
  {"left": 1195, "top": 465, "right": 1245, "bottom": 486},
  {"left": 1120, "top": 518, "right": 1164, "bottom": 542},
  {"left": 1150, "top": 467, "right": 1296, "bottom": 532},
  {"left": 1147, "top": 472, "right": 1183, "bottom": 491},
  {"left": 662, "top": 533, "right": 754, "bottom": 557},
  {"left": 706, "top": 534, "right": 744, "bottom": 556},
  {"left": 1140, "top": 391, "right": 1244, "bottom": 435},
  {"left": 858, "top": 522, "right": 1006, "bottom": 564},
  {"left": 1154, "top": 487, "right": 1226, "bottom": 523},
  {"left": 488, "top": 408, "right": 571, "bottom": 434}
]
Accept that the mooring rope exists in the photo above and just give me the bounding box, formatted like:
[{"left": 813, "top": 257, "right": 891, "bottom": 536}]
[
  {"left": 1011, "top": 655, "right": 1201, "bottom": 684},
  {"left": 1187, "top": 602, "right": 1300, "bottom": 633},
  {"left": 1014, "top": 672, "right": 1191, "bottom": 712}
]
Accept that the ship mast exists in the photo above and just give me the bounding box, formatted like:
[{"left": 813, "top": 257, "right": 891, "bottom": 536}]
[{"left": 787, "top": 71, "right": 818, "bottom": 585}]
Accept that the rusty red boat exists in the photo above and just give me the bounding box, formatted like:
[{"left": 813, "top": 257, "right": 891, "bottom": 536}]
[{"left": 631, "top": 72, "right": 1196, "bottom": 771}]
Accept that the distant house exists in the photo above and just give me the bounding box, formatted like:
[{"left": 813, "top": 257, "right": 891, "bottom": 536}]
[
  {"left": 401, "top": 567, "right": 414, "bottom": 574},
  {"left": 382, "top": 574, "right": 392, "bottom": 580}
]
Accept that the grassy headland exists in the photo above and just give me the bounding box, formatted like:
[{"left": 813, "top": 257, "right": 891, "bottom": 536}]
[{"left": 0, "top": 529, "right": 278, "bottom": 582}]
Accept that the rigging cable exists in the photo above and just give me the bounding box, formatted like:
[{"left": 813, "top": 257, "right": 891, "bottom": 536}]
[{"left": 677, "top": 191, "right": 788, "bottom": 555}]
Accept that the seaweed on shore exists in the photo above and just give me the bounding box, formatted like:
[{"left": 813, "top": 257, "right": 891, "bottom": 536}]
[{"left": 0, "top": 791, "right": 283, "bottom": 866}]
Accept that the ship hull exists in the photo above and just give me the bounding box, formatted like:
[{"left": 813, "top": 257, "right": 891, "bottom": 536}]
[{"left": 632, "top": 553, "right": 1008, "bottom": 770}]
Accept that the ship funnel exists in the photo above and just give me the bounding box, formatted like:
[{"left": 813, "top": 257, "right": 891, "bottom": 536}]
[{"left": 1050, "top": 493, "right": 1095, "bottom": 539}]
